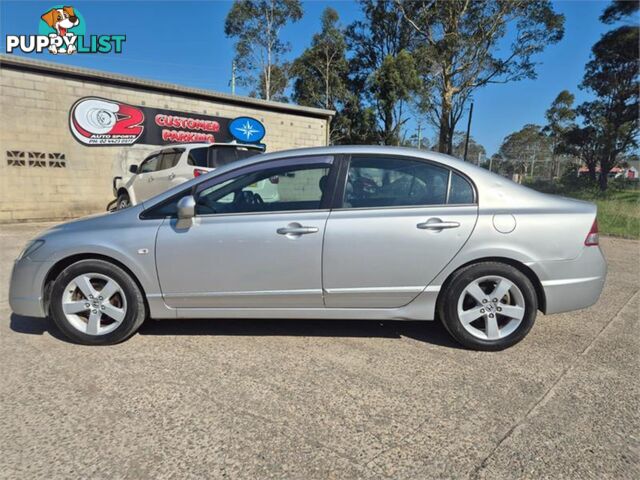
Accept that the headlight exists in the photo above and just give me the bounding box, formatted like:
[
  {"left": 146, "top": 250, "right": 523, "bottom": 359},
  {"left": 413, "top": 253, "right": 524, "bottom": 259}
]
[{"left": 16, "top": 239, "right": 45, "bottom": 260}]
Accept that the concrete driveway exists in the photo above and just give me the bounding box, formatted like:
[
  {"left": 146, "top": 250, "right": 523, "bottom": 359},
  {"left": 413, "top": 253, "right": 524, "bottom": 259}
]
[{"left": 1, "top": 222, "right": 638, "bottom": 479}]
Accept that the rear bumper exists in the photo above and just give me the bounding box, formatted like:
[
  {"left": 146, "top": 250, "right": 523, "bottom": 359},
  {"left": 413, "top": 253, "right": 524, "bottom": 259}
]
[{"left": 528, "top": 246, "right": 607, "bottom": 315}]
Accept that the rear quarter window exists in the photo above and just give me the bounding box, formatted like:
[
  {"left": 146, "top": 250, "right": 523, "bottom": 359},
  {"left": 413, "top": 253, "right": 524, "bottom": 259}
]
[{"left": 448, "top": 172, "right": 475, "bottom": 204}]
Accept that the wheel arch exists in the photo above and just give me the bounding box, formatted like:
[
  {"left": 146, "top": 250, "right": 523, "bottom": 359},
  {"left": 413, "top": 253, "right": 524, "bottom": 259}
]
[
  {"left": 42, "top": 253, "right": 149, "bottom": 316},
  {"left": 436, "top": 257, "right": 547, "bottom": 314}
]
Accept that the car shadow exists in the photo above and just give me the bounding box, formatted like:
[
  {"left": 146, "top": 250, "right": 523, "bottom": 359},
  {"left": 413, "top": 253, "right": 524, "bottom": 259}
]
[{"left": 9, "top": 314, "right": 462, "bottom": 349}]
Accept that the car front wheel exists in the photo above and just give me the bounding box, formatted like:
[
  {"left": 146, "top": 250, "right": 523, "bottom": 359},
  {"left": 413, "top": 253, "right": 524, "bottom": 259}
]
[
  {"left": 49, "top": 259, "right": 146, "bottom": 345},
  {"left": 439, "top": 262, "right": 537, "bottom": 351},
  {"left": 116, "top": 192, "right": 131, "bottom": 210}
]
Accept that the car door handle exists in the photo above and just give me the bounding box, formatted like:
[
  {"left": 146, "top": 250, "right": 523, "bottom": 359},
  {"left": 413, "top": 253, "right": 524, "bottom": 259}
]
[
  {"left": 277, "top": 225, "right": 319, "bottom": 236},
  {"left": 168, "top": 173, "right": 175, "bottom": 180},
  {"left": 417, "top": 219, "right": 460, "bottom": 230}
]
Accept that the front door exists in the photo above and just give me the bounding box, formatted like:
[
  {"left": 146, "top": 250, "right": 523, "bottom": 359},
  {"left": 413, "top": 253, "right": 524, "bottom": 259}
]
[
  {"left": 133, "top": 153, "right": 160, "bottom": 202},
  {"left": 155, "top": 156, "right": 336, "bottom": 309},
  {"left": 323, "top": 155, "right": 479, "bottom": 308}
]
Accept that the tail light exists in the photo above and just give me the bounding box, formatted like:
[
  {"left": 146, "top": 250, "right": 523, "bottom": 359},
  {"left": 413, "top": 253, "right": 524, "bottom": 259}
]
[
  {"left": 585, "top": 219, "right": 599, "bottom": 246},
  {"left": 193, "top": 168, "right": 208, "bottom": 177}
]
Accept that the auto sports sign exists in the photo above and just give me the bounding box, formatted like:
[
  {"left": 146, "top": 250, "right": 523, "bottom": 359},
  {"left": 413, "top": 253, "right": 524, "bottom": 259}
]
[{"left": 69, "top": 97, "right": 267, "bottom": 147}]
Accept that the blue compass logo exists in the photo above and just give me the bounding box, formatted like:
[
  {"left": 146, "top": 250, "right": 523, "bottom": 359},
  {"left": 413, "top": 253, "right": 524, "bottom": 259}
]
[{"left": 229, "top": 117, "right": 265, "bottom": 143}]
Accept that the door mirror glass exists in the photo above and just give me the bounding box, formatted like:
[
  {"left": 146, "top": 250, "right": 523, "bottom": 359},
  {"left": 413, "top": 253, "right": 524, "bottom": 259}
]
[
  {"left": 129, "top": 164, "right": 138, "bottom": 174},
  {"left": 177, "top": 195, "right": 196, "bottom": 219}
]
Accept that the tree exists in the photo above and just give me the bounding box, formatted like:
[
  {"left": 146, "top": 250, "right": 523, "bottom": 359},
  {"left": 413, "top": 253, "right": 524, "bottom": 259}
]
[
  {"left": 499, "top": 124, "right": 552, "bottom": 179},
  {"left": 450, "top": 132, "right": 486, "bottom": 163},
  {"left": 577, "top": 3, "right": 639, "bottom": 190},
  {"left": 600, "top": 0, "right": 639, "bottom": 24},
  {"left": 543, "top": 90, "right": 576, "bottom": 177},
  {"left": 346, "top": 0, "right": 421, "bottom": 145},
  {"left": 291, "top": 8, "right": 350, "bottom": 142},
  {"left": 224, "top": 0, "right": 303, "bottom": 101},
  {"left": 558, "top": 126, "right": 599, "bottom": 182},
  {"left": 395, "top": 0, "right": 565, "bottom": 154}
]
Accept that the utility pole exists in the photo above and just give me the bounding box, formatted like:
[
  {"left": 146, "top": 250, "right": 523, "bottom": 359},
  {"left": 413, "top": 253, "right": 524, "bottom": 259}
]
[
  {"left": 489, "top": 155, "right": 493, "bottom": 172},
  {"left": 417, "top": 120, "right": 422, "bottom": 149},
  {"left": 230, "top": 60, "right": 236, "bottom": 95},
  {"left": 463, "top": 102, "right": 474, "bottom": 162}
]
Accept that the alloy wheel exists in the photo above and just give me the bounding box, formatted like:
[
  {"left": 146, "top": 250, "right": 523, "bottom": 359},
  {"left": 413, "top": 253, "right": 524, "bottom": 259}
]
[
  {"left": 61, "top": 273, "right": 127, "bottom": 336},
  {"left": 456, "top": 275, "right": 526, "bottom": 341}
]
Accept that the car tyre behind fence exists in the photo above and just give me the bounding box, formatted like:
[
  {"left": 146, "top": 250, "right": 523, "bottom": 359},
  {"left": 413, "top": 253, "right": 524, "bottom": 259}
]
[
  {"left": 49, "top": 259, "right": 147, "bottom": 345},
  {"left": 438, "top": 262, "right": 537, "bottom": 351}
]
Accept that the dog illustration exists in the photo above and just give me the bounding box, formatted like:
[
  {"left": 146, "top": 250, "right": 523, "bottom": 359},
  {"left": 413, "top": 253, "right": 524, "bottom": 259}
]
[{"left": 40, "top": 6, "right": 79, "bottom": 54}]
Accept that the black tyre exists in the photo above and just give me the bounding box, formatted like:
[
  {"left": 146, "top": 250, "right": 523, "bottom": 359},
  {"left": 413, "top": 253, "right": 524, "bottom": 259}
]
[
  {"left": 116, "top": 192, "right": 131, "bottom": 210},
  {"left": 438, "top": 262, "right": 537, "bottom": 351},
  {"left": 49, "top": 259, "right": 146, "bottom": 345}
]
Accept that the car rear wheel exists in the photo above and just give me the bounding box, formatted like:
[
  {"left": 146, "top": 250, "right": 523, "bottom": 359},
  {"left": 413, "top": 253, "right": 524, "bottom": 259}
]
[
  {"left": 116, "top": 192, "right": 130, "bottom": 210},
  {"left": 49, "top": 259, "right": 146, "bottom": 345},
  {"left": 439, "top": 262, "right": 537, "bottom": 351}
]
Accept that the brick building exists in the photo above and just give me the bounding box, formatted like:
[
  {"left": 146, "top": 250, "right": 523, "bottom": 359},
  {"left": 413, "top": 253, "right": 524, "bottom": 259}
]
[{"left": 0, "top": 55, "right": 334, "bottom": 222}]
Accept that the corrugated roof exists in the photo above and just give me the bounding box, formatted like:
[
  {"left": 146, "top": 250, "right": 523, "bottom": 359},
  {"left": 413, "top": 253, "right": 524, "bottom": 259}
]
[{"left": 0, "top": 54, "right": 335, "bottom": 120}]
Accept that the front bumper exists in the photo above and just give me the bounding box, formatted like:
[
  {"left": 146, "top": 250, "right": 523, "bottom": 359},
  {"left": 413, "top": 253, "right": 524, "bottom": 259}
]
[
  {"left": 528, "top": 246, "right": 607, "bottom": 315},
  {"left": 8, "top": 258, "right": 52, "bottom": 318}
]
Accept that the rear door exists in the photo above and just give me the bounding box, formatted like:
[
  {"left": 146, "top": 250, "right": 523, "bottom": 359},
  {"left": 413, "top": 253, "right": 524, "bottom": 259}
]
[
  {"left": 155, "top": 149, "right": 185, "bottom": 192},
  {"left": 322, "top": 155, "right": 478, "bottom": 308}
]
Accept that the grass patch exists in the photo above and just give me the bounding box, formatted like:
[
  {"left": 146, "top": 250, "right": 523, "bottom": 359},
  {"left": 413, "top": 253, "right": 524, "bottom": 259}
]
[
  {"left": 569, "top": 189, "right": 640, "bottom": 239},
  {"left": 524, "top": 179, "right": 640, "bottom": 239}
]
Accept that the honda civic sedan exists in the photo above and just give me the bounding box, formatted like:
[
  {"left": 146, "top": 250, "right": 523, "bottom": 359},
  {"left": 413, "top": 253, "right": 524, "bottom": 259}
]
[{"left": 9, "top": 146, "right": 606, "bottom": 350}]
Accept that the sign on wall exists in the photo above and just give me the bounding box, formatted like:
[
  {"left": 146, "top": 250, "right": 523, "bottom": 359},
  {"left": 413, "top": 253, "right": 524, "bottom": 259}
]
[{"left": 69, "top": 97, "right": 266, "bottom": 147}]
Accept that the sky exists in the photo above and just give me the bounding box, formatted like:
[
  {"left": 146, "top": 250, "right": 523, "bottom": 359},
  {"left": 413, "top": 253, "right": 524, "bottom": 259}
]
[{"left": 0, "top": 0, "right": 618, "bottom": 155}]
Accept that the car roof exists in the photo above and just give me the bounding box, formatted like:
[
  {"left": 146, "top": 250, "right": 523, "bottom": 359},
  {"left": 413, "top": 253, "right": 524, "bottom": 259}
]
[{"left": 146, "top": 142, "right": 264, "bottom": 156}]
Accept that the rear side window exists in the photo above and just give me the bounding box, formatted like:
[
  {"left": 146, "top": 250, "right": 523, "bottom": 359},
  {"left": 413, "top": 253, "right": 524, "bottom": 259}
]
[
  {"left": 158, "top": 151, "right": 183, "bottom": 171},
  {"left": 209, "top": 148, "right": 237, "bottom": 168},
  {"left": 448, "top": 172, "right": 474, "bottom": 204},
  {"left": 188, "top": 147, "right": 208, "bottom": 168},
  {"left": 343, "top": 156, "right": 449, "bottom": 208}
]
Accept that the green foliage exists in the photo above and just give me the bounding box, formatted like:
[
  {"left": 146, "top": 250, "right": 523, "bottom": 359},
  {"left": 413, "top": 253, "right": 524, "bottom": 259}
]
[
  {"left": 396, "top": 0, "right": 565, "bottom": 154},
  {"left": 576, "top": 10, "right": 639, "bottom": 191},
  {"left": 498, "top": 124, "right": 552, "bottom": 176},
  {"left": 345, "top": 0, "right": 420, "bottom": 145},
  {"left": 600, "top": 0, "right": 639, "bottom": 24},
  {"left": 225, "top": 0, "right": 303, "bottom": 101},
  {"left": 525, "top": 178, "right": 640, "bottom": 239},
  {"left": 290, "top": 7, "right": 350, "bottom": 142}
]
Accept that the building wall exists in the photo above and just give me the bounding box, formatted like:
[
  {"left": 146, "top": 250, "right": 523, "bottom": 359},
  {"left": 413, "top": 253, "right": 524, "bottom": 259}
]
[{"left": 0, "top": 67, "right": 329, "bottom": 223}]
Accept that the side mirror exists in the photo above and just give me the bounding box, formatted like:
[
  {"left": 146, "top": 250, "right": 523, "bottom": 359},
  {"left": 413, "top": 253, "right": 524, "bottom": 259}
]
[
  {"left": 177, "top": 195, "right": 196, "bottom": 220},
  {"left": 129, "top": 164, "right": 138, "bottom": 174}
]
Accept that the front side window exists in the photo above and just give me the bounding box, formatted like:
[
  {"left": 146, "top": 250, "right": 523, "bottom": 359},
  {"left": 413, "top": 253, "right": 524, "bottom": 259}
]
[
  {"left": 195, "top": 162, "right": 331, "bottom": 215},
  {"left": 138, "top": 154, "right": 159, "bottom": 173},
  {"left": 158, "top": 151, "right": 182, "bottom": 171},
  {"left": 343, "top": 156, "right": 449, "bottom": 208}
]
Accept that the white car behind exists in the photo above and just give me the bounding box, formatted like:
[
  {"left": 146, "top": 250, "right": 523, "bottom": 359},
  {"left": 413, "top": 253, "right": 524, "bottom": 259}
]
[{"left": 113, "top": 143, "right": 264, "bottom": 209}]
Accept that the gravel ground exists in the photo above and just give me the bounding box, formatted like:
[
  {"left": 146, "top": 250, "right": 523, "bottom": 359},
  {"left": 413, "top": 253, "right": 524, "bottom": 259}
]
[{"left": 1, "top": 222, "right": 638, "bottom": 479}]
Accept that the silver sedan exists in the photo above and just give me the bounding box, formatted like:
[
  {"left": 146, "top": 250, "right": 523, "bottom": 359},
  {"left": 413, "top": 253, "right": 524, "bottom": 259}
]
[{"left": 9, "top": 146, "right": 606, "bottom": 350}]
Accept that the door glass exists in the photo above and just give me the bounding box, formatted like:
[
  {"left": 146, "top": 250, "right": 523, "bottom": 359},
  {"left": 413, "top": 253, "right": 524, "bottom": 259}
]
[
  {"left": 196, "top": 163, "right": 330, "bottom": 215},
  {"left": 344, "top": 156, "right": 449, "bottom": 208},
  {"left": 188, "top": 147, "right": 208, "bottom": 167},
  {"left": 138, "top": 155, "right": 159, "bottom": 173},
  {"left": 448, "top": 172, "right": 475, "bottom": 204}
]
